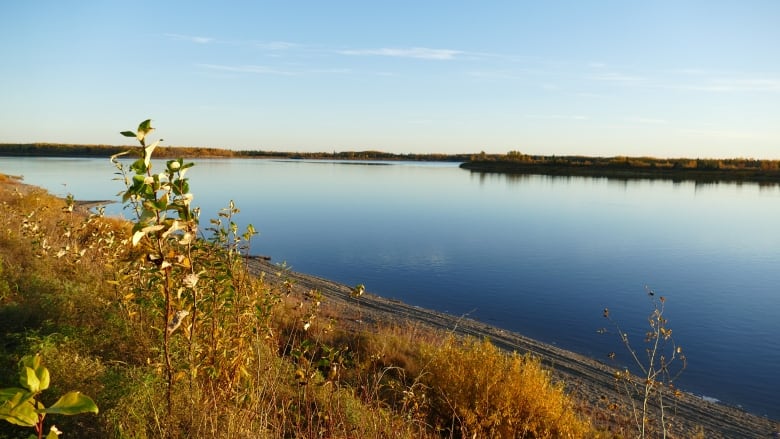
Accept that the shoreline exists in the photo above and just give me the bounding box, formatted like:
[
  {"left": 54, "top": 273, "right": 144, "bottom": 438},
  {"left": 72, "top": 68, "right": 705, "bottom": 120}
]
[
  {"left": 246, "top": 257, "right": 778, "bottom": 438},
  {"left": 460, "top": 160, "right": 780, "bottom": 184}
]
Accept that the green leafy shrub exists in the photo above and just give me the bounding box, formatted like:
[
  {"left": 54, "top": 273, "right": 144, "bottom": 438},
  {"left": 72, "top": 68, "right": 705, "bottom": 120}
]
[{"left": 0, "top": 354, "right": 98, "bottom": 439}]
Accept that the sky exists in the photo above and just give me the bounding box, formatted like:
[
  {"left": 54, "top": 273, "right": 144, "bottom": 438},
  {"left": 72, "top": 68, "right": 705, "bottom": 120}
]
[{"left": 1, "top": 1, "right": 779, "bottom": 158}]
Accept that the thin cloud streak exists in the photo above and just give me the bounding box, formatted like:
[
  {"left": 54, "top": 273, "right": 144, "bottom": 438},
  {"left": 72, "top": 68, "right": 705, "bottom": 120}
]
[
  {"left": 198, "top": 64, "right": 297, "bottom": 76},
  {"left": 678, "top": 78, "right": 780, "bottom": 93},
  {"left": 525, "top": 114, "right": 589, "bottom": 121},
  {"left": 591, "top": 72, "right": 647, "bottom": 83},
  {"left": 338, "top": 47, "right": 463, "bottom": 60},
  {"left": 253, "top": 41, "right": 299, "bottom": 50},
  {"left": 198, "top": 63, "right": 354, "bottom": 76},
  {"left": 165, "top": 33, "right": 213, "bottom": 44},
  {"left": 625, "top": 117, "right": 668, "bottom": 124}
]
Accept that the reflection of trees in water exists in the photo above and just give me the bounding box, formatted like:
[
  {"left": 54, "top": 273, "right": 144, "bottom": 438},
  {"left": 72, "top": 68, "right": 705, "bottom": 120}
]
[{"left": 466, "top": 167, "right": 780, "bottom": 201}]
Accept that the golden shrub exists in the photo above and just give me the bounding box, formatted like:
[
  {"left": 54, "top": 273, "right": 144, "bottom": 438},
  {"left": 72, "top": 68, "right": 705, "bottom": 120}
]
[{"left": 421, "top": 336, "right": 594, "bottom": 438}]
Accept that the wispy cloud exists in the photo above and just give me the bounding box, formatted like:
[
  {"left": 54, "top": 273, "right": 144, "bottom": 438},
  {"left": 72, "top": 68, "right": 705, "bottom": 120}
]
[
  {"left": 525, "top": 114, "right": 589, "bottom": 121},
  {"left": 680, "top": 128, "right": 766, "bottom": 140},
  {"left": 591, "top": 72, "right": 647, "bottom": 83},
  {"left": 165, "top": 33, "right": 213, "bottom": 44},
  {"left": 625, "top": 117, "right": 668, "bottom": 124},
  {"left": 576, "top": 92, "right": 606, "bottom": 98},
  {"left": 198, "top": 64, "right": 296, "bottom": 75},
  {"left": 338, "top": 47, "right": 463, "bottom": 60},
  {"left": 467, "top": 70, "right": 518, "bottom": 80},
  {"left": 309, "top": 68, "right": 352, "bottom": 74},
  {"left": 606, "top": 67, "right": 780, "bottom": 93},
  {"left": 253, "top": 41, "right": 299, "bottom": 51},
  {"left": 680, "top": 78, "right": 780, "bottom": 93},
  {"left": 198, "top": 63, "right": 353, "bottom": 76}
]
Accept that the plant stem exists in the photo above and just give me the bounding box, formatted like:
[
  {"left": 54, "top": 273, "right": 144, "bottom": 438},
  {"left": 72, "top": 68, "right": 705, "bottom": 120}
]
[{"left": 164, "top": 265, "right": 173, "bottom": 415}]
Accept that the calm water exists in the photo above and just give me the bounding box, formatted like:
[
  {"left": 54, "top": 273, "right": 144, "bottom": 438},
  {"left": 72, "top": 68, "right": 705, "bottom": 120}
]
[{"left": 3, "top": 156, "right": 779, "bottom": 419}]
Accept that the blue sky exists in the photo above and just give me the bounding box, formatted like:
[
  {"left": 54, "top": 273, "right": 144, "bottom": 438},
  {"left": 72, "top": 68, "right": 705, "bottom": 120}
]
[{"left": 1, "top": 1, "right": 779, "bottom": 157}]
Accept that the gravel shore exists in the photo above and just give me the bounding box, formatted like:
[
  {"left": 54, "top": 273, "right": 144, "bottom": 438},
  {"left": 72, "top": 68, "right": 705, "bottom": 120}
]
[{"left": 247, "top": 257, "right": 778, "bottom": 439}]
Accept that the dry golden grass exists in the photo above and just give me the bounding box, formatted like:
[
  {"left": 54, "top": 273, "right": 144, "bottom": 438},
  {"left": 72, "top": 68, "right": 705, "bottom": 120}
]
[
  {"left": 420, "top": 336, "right": 595, "bottom": 438},
  {"left": 0, "top": 174, "right": 608, "bottom": 438}
]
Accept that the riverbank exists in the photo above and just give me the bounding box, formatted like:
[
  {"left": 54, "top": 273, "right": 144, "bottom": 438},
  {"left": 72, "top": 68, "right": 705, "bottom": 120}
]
[
  {"left": 460, "top": 159, "right": 780, "bottom": 183},
  {"left": 3, "top": 172, "right": 777, "bottom": 437},
  {"left": 245, "top": 256, "right": 778, "bottom": 438}
]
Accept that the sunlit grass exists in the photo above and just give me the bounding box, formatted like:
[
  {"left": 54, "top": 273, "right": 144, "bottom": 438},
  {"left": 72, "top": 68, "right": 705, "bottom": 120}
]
[{"left": 0, "top": 173, "right": 608, "bottom": 437}]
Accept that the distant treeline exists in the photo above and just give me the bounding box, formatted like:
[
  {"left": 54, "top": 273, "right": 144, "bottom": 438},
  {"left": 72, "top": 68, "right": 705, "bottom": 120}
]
[
  {"left": 0, "top": 143, "right": 470, "bottom": 162},
  {"left": 461, "top": 151, "right": 780, "bottom": 183},
  {"left": 235, "top": 149, "right": 471, "bottom": 161},
  {"left": 6, "top": 143, "right": 780, "bottom": 182},
  {"left": 0, "top": 143, "right": 235, "bottom": 158}
]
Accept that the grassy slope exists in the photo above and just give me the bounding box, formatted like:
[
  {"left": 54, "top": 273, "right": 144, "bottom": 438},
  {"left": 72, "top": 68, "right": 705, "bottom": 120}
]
[{"left": 0, "top": 175, "right": 599, "bottom": 438}]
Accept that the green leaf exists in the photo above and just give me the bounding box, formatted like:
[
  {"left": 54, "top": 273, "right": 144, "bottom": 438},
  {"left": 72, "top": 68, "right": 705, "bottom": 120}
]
[
  {"left": 130, "top": 157, "right": 147, "bottom": 174},
  {"left": 0, "top": 391, "right": 37, "bottom": 427},
  {"left": 35, "top": 366, "right": 50, "bottom": 391},
  {"left": 138, "top": 119, "right": 153, "bottom": 133},
  {"left": 0, "top": 388, "right": 26, "bottom": 403},
  {"left": 42, "top": 392, "right": 98, "bottom": 416},
  {"left": 20, "top": 367, "right": 40, "bottom": 393},
  {"left": 120, "top": 131, "right": 137, "bottom": 138},
  {"left": 136, "top": 119, "right": 154, "bottom": 142},
  {"left": 20, "top": 355, "right": 41, "bottom": 370}
]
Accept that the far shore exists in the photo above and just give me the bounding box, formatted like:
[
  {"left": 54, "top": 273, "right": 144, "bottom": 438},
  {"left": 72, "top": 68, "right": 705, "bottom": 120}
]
[
  {"left": 245, "top": 256, "right": 778, "bottom": 438},
  {"left": 460, "top": 160, "right": 780, "bottom": 184},
  {"left": 5, "top": 144, "right": 780, "bottom": 184}
]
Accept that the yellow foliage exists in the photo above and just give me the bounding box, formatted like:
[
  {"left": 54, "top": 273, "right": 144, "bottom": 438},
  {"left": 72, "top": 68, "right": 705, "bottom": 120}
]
[{"left": 421, "top": 336, "right": 594, "bottom": 438}]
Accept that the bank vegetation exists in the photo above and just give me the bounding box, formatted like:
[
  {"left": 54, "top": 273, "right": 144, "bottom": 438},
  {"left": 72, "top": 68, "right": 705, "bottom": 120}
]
[{"left": 461, "top": 151, "right": 780, "bottom": 183}]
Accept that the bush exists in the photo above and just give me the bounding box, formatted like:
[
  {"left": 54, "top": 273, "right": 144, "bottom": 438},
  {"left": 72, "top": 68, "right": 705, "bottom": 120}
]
[{"left": 421, "top": 336, "right": 593, "bottom": 438}]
